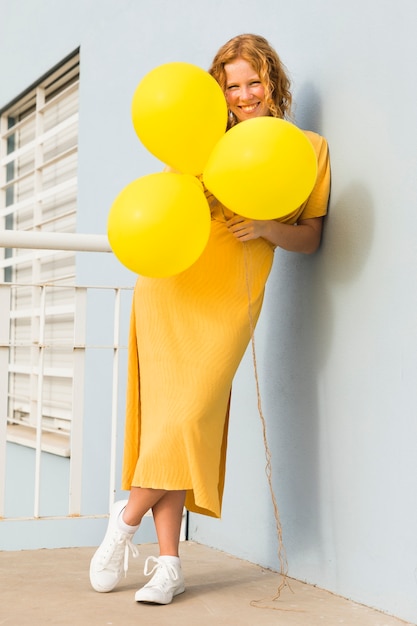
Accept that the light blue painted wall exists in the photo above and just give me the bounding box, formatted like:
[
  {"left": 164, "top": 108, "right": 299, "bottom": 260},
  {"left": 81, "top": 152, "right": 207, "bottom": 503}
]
[{"left": 1, "top": 1, "right": 417, "bottom": 622}]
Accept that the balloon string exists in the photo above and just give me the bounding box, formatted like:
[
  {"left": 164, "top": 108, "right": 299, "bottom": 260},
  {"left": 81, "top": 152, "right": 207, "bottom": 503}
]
[{"left": 242, "top": 243, "right": 297, "bottom": 611}]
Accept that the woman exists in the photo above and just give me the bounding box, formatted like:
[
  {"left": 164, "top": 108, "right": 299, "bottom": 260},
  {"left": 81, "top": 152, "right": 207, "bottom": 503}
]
[{"left": 90, "top": 33, "right": 330, "bottom": 605}]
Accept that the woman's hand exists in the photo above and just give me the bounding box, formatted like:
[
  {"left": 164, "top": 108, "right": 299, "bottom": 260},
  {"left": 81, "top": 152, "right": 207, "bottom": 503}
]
[
  {"left": 226, "top": 215, "right": 267, "bottom": 241},
  {"left": 226, "top": 214, "right": 324, "bottom": 254}
]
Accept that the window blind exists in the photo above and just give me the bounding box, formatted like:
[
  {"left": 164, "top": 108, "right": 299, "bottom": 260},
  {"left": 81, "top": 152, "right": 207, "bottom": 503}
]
[{"left": 0, "top": 52, "right": 80, "bottom": 447}]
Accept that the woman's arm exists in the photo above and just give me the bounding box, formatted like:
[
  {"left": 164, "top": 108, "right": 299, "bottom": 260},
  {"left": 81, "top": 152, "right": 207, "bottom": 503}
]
[
  {"left": 225, "top": 132, "right": 330, "bottom": 254},
  {"left": 226, "top": 215, "right": 324, "bottom": 254}
]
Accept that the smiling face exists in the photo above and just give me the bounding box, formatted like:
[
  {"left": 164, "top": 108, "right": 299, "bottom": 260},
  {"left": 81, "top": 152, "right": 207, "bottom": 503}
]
[{"left": 224, "top": 57, "right": 270, "bottom": 123}]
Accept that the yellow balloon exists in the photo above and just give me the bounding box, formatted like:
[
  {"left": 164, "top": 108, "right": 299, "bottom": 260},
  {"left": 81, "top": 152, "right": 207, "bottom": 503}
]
[
  {"left": 203, "top": 117, "right": 318, "bottom": 220},
  {"left": 107, "top": 173, "right": 211, "bottom": 277},
  {"left": 131, "top": 62, "right": 228, "bottom": 175}
]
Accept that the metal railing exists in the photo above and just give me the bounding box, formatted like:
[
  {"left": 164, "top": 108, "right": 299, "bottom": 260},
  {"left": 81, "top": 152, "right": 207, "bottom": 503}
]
[
  {"left": 0, "top": 230, "right": 187, "bottom": 548},
  {"left": 0, "top": 230, "right": 127, "bottom": 522},
  {"left": 0, "top": 230, "right": 111, "bottom": 253}
]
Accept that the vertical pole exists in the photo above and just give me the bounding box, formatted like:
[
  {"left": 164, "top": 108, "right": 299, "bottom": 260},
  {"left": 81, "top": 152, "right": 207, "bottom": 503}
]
[
  {"left": 109, "top": 288, "right": 121, "bottom": 507},
  {"left": 33, "top": 284, "right": 46, "bottom": 518},
  {"left": 68, "top": 286, "right": 87, "bottom": 516},
  {"left": 0, "top": 284, "right": 11, "bottom": 518}
]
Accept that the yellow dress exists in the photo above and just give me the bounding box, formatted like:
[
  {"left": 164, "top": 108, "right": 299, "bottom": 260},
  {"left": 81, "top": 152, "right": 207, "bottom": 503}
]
[{"left": 121, "top": 130, "right": 330, "bottom": 518}]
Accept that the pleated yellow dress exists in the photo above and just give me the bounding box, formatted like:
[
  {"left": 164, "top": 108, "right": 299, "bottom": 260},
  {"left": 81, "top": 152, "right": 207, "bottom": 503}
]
[{"left": 121, "top": 130, "right": 330, "bottom": 519}]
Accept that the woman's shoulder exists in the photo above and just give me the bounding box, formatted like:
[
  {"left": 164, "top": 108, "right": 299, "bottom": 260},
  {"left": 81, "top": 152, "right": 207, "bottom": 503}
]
[{"left": 301, "top": 129, "right": 328, "bottom": 151}]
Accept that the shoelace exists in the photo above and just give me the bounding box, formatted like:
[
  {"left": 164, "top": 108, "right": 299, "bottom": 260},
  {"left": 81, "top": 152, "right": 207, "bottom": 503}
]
[
  {"left": 124, "top": 538, "right": 140, "bottom": 577},
  {"left": 143, "top": 556, "right": 179, "bottom": 584},
  {"left": 100, "top": 531, "right": 139, "bottom": 577}
]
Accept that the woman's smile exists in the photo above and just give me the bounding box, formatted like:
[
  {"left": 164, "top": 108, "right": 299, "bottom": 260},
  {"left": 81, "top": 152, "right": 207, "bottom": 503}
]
[{"left": 239, "top": 102, "right": 261, "bottom": 114}]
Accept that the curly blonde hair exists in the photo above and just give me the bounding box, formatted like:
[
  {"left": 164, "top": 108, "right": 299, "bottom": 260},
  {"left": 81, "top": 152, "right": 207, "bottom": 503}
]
[{"left": 209, "top": 34, "right": 292, "bottom": 129}]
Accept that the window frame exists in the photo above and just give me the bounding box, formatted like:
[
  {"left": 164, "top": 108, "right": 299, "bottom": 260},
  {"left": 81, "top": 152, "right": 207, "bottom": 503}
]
[{"left": 0, "top": 50, "right": 80, "bottom": 457}]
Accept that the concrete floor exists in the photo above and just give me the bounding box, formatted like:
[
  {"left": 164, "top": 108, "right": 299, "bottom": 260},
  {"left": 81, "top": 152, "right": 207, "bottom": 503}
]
[{"left": 2, "top": 541, "right": 413, "bottom": 626}]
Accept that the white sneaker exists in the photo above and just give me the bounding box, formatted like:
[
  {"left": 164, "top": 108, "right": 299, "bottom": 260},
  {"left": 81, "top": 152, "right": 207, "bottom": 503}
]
[
  {"left": 135, "top": 555, "right": 185, "bottom": 604},
  {"left": 89, "top": 499, "right": 139, "bottom": 593}
]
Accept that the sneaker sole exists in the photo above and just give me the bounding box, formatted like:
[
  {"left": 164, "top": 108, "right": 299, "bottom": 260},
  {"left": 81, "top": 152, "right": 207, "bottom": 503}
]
[{"left": 135, "top": 585, "right": 185, "bottom": 604}]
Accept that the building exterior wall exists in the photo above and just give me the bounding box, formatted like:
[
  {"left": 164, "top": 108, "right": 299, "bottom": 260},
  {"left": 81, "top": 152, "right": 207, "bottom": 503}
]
[{"left": 1, "top": 1, "right": 417, "bottom": 622}]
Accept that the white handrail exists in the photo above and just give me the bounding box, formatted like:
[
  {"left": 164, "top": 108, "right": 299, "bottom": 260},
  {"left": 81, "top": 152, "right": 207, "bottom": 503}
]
[{"left": 0, "top": 230, "right": 112, "bottom": 253}]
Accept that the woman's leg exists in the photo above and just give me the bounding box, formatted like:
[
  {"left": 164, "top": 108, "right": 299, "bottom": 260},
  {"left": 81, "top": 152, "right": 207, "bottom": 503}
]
[
  {"left": 134, "top": 489, "right": 187, "bottom": 604},
  {"left": 152, "top": 489, "right": 186, "bottom": 556},
  {"left": 122, "top": 486, "right": 167, "bottom": 526},
  {"left": 123, "top": 486, "right": 186, "bottom": 556}
]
